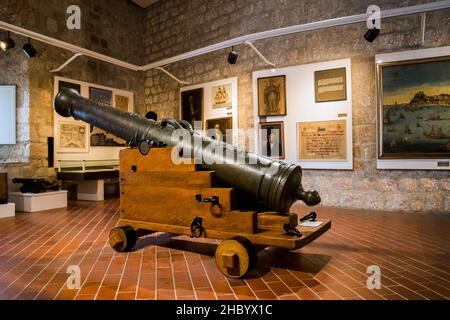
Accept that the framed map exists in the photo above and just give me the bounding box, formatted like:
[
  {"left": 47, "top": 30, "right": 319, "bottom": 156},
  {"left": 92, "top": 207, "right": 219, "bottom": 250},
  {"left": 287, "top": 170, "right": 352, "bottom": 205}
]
[
  {"left": 377, "top": 56, "right": 450, "bottom": 159},
  {"left": 57, "top": 120, "right": 89, "bottom": 153},
  {"left": 298, "top": 120, "right": 347, "bottom": 160}
]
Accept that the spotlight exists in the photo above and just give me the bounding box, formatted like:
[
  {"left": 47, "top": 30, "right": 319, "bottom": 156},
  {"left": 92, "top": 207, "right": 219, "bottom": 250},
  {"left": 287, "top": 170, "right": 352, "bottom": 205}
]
[
  {"left": 364, "top": 28, "right": 380, "bottom": 42},
  {"left": 23, "top": 38, "right": 37, "bottom": 58},
  {"left": 0, "top": 32, "right": 15, "bottom": 52},
  {"left": 227, "top": 46, "right": 238, "bottom": 65}
]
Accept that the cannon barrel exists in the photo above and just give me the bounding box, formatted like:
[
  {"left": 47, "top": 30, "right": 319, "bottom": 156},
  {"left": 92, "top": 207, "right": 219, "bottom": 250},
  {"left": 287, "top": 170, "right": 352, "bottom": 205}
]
[{"left": 54, "top": 88, "right": 320, "bottom": 213}]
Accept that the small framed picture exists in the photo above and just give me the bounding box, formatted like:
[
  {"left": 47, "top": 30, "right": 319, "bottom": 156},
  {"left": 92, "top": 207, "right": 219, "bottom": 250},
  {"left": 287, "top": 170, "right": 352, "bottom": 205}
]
[
  {"left": 56, "top": 120, "right": 89, "bottom": 153},
  {"left": 89, "top": 87, "right": 113, "bottom": 106},
  {"left": 212, "top": 84, "right": 232, "bottom": 109},
  {"left": 259, "top": 121, "right": 285, "bottom": 159},
  {"left": 257, "top": 75, "right": 287, "bottom": 117},
  {"left": 314, "top": 67, "right": 347, "bottom": 102},
  {"left": 115, "top": 94, "right": 130, "bottom": 112},
  {"left": 59, "top": 81, "right": 81, "bottom": 94},
  {"left": 206, "top": 117, "right": 233, "bottom": 143},
  {"left": 181, "top": 88, "right": 203, "bottom": 129}
]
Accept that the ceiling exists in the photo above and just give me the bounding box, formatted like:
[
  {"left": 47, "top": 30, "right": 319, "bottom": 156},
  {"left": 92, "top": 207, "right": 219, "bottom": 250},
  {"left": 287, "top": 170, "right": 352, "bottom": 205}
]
[{"left": 130, "top": 0, "right": 160, "bottom": 8}]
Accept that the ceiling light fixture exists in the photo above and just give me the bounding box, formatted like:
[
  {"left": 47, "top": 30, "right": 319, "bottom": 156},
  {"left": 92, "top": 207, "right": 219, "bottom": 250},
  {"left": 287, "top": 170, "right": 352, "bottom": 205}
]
[
  {"left": 0, "top": 31, "right": 15, "bottom": 52},
  {"left": 364, "top": 20, "right": 380, "bottom": 42},
  {"left": 227, "top": 46, "right": 238, "bottom": 65},
  {"left": 23, "top": 38, "right": 37, "bottom": 58}
]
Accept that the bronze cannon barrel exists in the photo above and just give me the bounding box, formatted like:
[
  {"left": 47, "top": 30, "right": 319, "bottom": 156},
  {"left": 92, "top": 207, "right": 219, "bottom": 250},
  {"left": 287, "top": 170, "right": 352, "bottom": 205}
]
[{"left": 54, "top": 88, "right": 320, "bottom": 213}]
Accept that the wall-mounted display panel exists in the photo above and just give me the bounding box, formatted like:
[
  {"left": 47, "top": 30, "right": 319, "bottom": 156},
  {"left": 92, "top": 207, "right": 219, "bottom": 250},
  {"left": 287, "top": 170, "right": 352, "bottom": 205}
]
[
  {"left": 180, "top": 78, "right": 238, "bottom": 146},
  {"left": 253, "top": 59, "right": 353, "bottom": 170},
  {"left": 376, "top": 46, "right": 450, "bottom": 170},
  {"left": 53, "top": 76, "right": 134, "bottom": 165},
  {"left": 0, "top": 86, "right": 16, "bottom": 145}
]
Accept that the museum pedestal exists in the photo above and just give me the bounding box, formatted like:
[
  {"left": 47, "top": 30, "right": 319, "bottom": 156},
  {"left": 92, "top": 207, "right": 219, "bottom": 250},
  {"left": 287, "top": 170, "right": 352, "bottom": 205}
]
[
  {"left": 77, "top": 180, "right": 104, "bottom": 201},
  {"left": 0, "top": 203, "right": 15, "bottom": 218},
  {"left": 8, "top": 191, "right": 68, "bottom": 212}
]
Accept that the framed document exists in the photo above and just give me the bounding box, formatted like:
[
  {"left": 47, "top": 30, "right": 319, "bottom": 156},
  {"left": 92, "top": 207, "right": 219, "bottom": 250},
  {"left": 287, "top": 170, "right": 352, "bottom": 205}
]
[
  {"left": 298, "top": 120, "right": 347, "bottom": 160},
  {"left": 314, "top": 67, "right": 347, "bottom": 102},
  {"left": 56, "top": 120, "right": 89, "bottom": 153}
]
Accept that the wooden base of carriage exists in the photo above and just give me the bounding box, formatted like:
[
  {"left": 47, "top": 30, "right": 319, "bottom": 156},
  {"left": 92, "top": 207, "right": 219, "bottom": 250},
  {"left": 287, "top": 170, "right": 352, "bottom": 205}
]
[{"left": 109, "top": 148, "right": 331, "bottom": 278}]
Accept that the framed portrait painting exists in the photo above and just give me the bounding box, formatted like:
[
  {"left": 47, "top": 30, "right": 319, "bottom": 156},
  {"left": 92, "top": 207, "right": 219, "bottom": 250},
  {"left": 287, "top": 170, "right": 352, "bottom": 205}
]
[
  {"left": 205, "top": 117, "right": 232, "bottom": 143},
  {"left": 257, "top": 75, "right": 287, "bottom": 117},
  {"left": 181, "top": 88, "right": 203, "bottom": 129},
  {"left": 377, "top": 56, "right": 450, "bottom": 159},
  {"left": 259, "top": 121, "right": 285, "bottom": 159}
]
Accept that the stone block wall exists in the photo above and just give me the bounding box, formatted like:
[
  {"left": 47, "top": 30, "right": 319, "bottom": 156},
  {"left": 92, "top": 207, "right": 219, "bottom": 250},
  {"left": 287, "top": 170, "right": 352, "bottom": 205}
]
[
  {"left": 141, "top": 0, "right": 450, "bottom": 213},
  {"left": 0, "top": 0, "right": 145, "bottom": 191}
]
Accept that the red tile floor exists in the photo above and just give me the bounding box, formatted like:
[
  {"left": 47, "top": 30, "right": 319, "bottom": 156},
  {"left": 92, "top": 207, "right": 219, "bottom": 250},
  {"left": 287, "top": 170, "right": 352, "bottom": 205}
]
[{"left": 0, "top": 199, "right": 448, "bottom": 300}]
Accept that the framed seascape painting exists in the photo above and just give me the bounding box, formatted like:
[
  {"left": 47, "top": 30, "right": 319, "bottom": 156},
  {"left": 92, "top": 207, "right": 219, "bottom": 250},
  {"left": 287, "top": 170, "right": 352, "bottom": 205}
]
[
  {"left": 212, "top": 84, "right": 232, "bottom": 109},
  {"left": 377, "top": 56, "right": 450, "bottom": 159},
  {"left": 257, "top": 75, "right": 287, "bottom": 117},
  {"left": 259, "top": 121, "right": 285, "bottom": 159}
]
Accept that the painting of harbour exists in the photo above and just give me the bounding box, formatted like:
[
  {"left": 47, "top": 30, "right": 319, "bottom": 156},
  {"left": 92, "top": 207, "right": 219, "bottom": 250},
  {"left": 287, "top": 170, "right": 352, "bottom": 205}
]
[{"left": 378, "top": 57, "right": 450, "bottom": 158}]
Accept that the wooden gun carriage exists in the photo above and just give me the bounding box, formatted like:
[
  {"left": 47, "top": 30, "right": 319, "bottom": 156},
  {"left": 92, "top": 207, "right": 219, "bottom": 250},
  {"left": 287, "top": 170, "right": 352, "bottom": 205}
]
[{"left": 110, "top": 147, "right": 331, "bottom": 278}]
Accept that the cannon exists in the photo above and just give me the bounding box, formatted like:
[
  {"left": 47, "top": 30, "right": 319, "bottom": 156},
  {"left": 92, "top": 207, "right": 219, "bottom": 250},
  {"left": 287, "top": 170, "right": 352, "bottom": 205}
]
[{"left": 55, "top": 88, "right": 331, "bottom": 278}]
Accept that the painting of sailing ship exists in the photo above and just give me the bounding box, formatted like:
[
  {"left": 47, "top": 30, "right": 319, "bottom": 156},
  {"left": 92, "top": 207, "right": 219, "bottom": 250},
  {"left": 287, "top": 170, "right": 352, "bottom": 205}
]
[{"left": 377, "top": 56, "right": 450, "bottom": 159}]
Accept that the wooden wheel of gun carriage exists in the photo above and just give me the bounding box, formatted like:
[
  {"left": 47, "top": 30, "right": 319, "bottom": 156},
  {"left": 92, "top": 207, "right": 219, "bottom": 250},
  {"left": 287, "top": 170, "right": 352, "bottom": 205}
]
[{"left": 56, "top": 88, "right": 331, "bottom": 279}]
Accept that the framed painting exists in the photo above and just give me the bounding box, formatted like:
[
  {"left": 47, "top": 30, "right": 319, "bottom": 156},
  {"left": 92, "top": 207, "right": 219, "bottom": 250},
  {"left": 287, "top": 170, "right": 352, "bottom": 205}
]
[
  {"left": 205, "top": 117, "right": 233, "bottom": 143},
  {"left": 89, "top": 87, "right": 112, "bottom": 106},
  {"left": 314, "top": 67, "right": 347, "bottom": 102},
  {"left": 57, "top": 120, "right": 89, "bottom": 153},
  {"left": 259, "top": 121, "right": 285, "bottom": 159},
  {"left": 212, "top": 84, "right": 232, "bottom": 109},
  {"left": 257, "top": 75, "right": 286, "bottom": 117},
  {"left": 59, "top": 81, "right": 81, "bottom": 94},
  {"left": 377, "top": 56, "right": 450, "bottom": 159},
  {"left": 181, "top": 88, "right": 203, "bottom": 129},
  {"left": 115, "top": 94, "right": 130, "bottom": 112}
]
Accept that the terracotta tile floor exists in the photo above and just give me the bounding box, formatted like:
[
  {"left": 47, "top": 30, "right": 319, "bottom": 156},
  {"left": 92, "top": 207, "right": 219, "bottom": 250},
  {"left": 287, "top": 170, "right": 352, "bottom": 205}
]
[{"left": 0, "top": 199, "right": 449, "bottom": 300}]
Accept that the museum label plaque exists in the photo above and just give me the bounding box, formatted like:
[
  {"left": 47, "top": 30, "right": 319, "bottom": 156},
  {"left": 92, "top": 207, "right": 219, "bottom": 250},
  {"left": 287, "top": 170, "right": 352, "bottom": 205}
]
[{"left": 298, "top": 120, "right": 347, "bottom": 160}]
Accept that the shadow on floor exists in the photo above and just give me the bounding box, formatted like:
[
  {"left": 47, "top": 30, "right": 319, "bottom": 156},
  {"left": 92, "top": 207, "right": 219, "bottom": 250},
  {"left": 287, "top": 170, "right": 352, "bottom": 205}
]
[{"left": 134, "top": 232, "right": 331, "bottom": 278}]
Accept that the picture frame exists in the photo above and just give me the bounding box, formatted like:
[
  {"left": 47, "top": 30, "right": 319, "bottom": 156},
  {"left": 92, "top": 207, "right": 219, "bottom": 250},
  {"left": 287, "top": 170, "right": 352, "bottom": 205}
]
[
  {"left": 257, "top": 75, "right": 287, "bottom": 117},
  {"left": 314, "top": 67, "right": 347, "bottom": 102},
  {"left": 0, "top": 85, "right": 16, "bottom": 145},
  {"left": 89, "top": 87, "right": 113, "bottom": 106},
  {"left": 59, "top": 81, "right": 81, "bottom": 94},
  {"left": 181, "top": 88, "right": 203, "bottom": 129},
  {"left": 56, "top": 120, "right": 89, "bottom": 153},
  {"left": 115, "top": 94, "right": 130, "bottom": 112},
  {"left": 205, "top": 117, "right": 233, "bottom": 144},
  {"left": 297, "top": 120, "right": 347, "bottom": 161},
  {"left": 376, "top": 56, "right": 450, "bottom": 159},
  {"left": 259, "top": 121, "right": 285, "bottom": 159},
  {"left": 212, "top": 84, "right": 232, "bottom": 109}
]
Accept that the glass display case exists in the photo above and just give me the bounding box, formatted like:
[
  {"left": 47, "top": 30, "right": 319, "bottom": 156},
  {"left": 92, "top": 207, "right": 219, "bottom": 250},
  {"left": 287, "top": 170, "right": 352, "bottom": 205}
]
[{"left": 57, "top": 159, "right": 119, "bottom": 172}]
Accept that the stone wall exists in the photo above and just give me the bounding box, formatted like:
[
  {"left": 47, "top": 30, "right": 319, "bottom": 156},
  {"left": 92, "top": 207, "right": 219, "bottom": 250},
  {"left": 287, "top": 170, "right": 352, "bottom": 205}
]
[
  {"left": 141, "top": 0, "right": 450, "bottom": 213},
  {"left": 0, "top": 0, "right": 145, "bottom": 191}
]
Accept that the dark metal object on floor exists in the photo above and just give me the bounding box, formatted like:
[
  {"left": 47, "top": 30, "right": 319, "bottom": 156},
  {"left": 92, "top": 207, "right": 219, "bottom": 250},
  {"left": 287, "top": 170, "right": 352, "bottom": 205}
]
[
  {"left": 12, "top": 177, "right": 60, "bottom": 194},
  {"left": 283, "top": 223, "right": 302, "bottom": 237},
  {"left": 54, "top": 88, "right": 321, "bottom": 213},
  {"left": 300, "top": 211, "right": 317, "bottom": 222}
]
